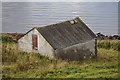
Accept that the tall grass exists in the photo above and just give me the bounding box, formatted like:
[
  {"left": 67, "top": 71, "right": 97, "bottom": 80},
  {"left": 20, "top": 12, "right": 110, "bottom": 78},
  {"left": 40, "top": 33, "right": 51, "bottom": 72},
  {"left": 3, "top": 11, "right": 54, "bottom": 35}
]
[
  {"left": 1, "top": 35, "right": 119, "bottom": 78},
  {"left": 97, "top": 40, "right": 120, "bottom": 51},
  {"left": 2, "top": 42, "right": 118, "bottom": 78},
  {"left": 2, "top": 42, "right": 69, "bottom": 78}
]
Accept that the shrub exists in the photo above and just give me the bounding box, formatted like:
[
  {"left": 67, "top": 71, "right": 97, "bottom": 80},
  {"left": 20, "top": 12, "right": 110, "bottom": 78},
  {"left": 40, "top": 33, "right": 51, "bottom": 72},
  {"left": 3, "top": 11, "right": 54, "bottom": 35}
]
[{"left": 0, "top": 35, "right": 14, "bottom": 43}]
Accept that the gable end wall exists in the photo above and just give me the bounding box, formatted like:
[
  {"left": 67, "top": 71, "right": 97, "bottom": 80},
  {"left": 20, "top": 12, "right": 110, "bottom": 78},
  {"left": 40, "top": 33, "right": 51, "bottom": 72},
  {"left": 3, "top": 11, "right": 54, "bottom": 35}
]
[{"left": 18, "top": 28, "right": 55, "bottom": 58}]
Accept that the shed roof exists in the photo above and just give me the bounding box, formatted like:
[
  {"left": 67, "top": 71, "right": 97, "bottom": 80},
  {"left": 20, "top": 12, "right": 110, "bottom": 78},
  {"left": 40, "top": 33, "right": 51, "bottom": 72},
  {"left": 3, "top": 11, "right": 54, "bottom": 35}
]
[{"left": 37, "top": 17, "right": 96, "bottom": 49}]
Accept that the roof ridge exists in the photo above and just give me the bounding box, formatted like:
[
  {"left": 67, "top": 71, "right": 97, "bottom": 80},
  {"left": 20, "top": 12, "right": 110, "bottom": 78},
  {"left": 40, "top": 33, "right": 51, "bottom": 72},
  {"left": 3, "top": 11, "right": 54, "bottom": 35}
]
[{"left": 35, "top": 17, "right": 82, "bottom": 29}]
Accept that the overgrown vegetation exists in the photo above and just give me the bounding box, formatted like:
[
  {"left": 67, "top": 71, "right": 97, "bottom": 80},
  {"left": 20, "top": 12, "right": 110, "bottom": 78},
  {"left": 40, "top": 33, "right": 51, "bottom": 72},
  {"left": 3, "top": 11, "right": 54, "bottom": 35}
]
[
  {"left": 0, "top": 35, "right": 14, "bottom": 43},
  {"left": 2, "top": 42, "right": 69, "bottom": 78},
  {"left": 1, "top": 35, "right": 119, "bottom": 78},
  {"left": 97, "top": 40, "right": 120, "bottom": 51}
]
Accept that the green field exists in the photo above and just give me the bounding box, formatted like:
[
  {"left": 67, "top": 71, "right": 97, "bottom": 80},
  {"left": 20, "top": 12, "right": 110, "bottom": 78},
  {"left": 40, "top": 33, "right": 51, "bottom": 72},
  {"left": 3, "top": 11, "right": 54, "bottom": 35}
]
[{"left": 1, "top": 36, "right": 119, "bottom": 78}]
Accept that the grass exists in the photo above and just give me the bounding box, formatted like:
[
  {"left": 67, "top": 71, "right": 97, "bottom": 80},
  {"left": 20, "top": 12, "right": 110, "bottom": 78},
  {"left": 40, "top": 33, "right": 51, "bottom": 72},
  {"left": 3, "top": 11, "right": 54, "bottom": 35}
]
[
  {"left": 2, "top": 42, "right": 69, "bottom": 78},
  {"left": 1, "top": 35, "right": 119, "bottom": 78},
  {"left": 0, "top": 35, "right": 14, "bottom": 43},
  {"left": 35, "top": 64, "right": 118, "bottom": 78},
  {"left": 97, "top": 40, "right": 120, "bottom": 51},
  {"left": 34, "top": 48, "right": 118, "bottom": 78}
]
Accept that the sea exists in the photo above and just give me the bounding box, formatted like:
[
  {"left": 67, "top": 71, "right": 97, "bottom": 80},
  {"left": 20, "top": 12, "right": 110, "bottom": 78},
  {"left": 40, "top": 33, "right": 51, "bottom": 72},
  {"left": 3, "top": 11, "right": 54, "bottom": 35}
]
[{"left": 2, "top": 2, "right": 118, "bottom": 35}]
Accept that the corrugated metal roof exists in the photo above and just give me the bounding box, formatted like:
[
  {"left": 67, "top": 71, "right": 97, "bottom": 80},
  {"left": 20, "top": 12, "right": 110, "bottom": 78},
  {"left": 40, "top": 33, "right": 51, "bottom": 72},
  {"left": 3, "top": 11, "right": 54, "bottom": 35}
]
[{"left": 37, "top": 17, "right": 96, "bottom": 49}]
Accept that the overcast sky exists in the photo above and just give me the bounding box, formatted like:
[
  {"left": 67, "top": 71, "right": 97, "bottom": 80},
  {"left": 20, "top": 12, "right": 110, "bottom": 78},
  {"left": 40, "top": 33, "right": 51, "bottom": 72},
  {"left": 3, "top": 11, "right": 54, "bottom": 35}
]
[{"left": 2, "top": 0, "right": 120, "bottom": 2}]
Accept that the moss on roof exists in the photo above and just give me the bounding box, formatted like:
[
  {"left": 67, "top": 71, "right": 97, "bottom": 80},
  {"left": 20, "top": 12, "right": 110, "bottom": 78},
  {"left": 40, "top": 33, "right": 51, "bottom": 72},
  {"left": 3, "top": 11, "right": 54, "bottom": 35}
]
[{"left": 36, "top": 17, "right": 96, "bottom": 49}]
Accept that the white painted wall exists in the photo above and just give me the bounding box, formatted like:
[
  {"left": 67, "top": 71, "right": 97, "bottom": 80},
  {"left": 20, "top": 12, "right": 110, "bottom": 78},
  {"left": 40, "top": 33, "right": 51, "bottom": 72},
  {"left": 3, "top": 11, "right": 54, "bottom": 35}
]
[{"left": 18, "top": 28, "right": 55, "bottom": 58}]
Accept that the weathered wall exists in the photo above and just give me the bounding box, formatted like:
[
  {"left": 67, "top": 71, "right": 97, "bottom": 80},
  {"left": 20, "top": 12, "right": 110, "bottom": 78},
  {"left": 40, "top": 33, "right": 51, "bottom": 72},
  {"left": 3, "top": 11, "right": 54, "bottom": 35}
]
[
  {"left": 55, "top": 39, "right": 97, "bottom": 61},
  {"left": 18, "top": 28, "right": 55, "bottom": 58},
  {"left": 18, "top": 28, "right": 97, "bottom": 60}
]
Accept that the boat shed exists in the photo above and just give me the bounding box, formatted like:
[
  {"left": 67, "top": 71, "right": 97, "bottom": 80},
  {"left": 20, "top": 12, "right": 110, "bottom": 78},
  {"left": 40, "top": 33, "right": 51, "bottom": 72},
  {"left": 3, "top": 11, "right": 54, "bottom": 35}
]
[{"left": 18, "top": 17, "right": 97, "bottom": 61}]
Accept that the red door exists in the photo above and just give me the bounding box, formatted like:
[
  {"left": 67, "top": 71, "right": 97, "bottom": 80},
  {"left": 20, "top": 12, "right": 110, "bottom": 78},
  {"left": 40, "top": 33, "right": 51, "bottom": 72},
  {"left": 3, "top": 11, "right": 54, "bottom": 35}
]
[{"left": 32, "top": 34, "right": 38, "bottom": 50}]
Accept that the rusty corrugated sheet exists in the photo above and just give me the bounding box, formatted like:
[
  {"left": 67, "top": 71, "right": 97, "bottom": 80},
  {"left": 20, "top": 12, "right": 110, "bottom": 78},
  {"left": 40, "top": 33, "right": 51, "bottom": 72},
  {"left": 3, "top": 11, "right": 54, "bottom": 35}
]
[{"left": 32, "top": 34, "right": 38, "bottom": 50}]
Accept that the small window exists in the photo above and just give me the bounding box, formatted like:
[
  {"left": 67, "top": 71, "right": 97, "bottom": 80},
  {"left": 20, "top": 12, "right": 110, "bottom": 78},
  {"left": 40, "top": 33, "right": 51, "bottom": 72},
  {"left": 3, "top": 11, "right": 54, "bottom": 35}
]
[{"left": 32, "top": 34, "right": 38, "bottom": 50}]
